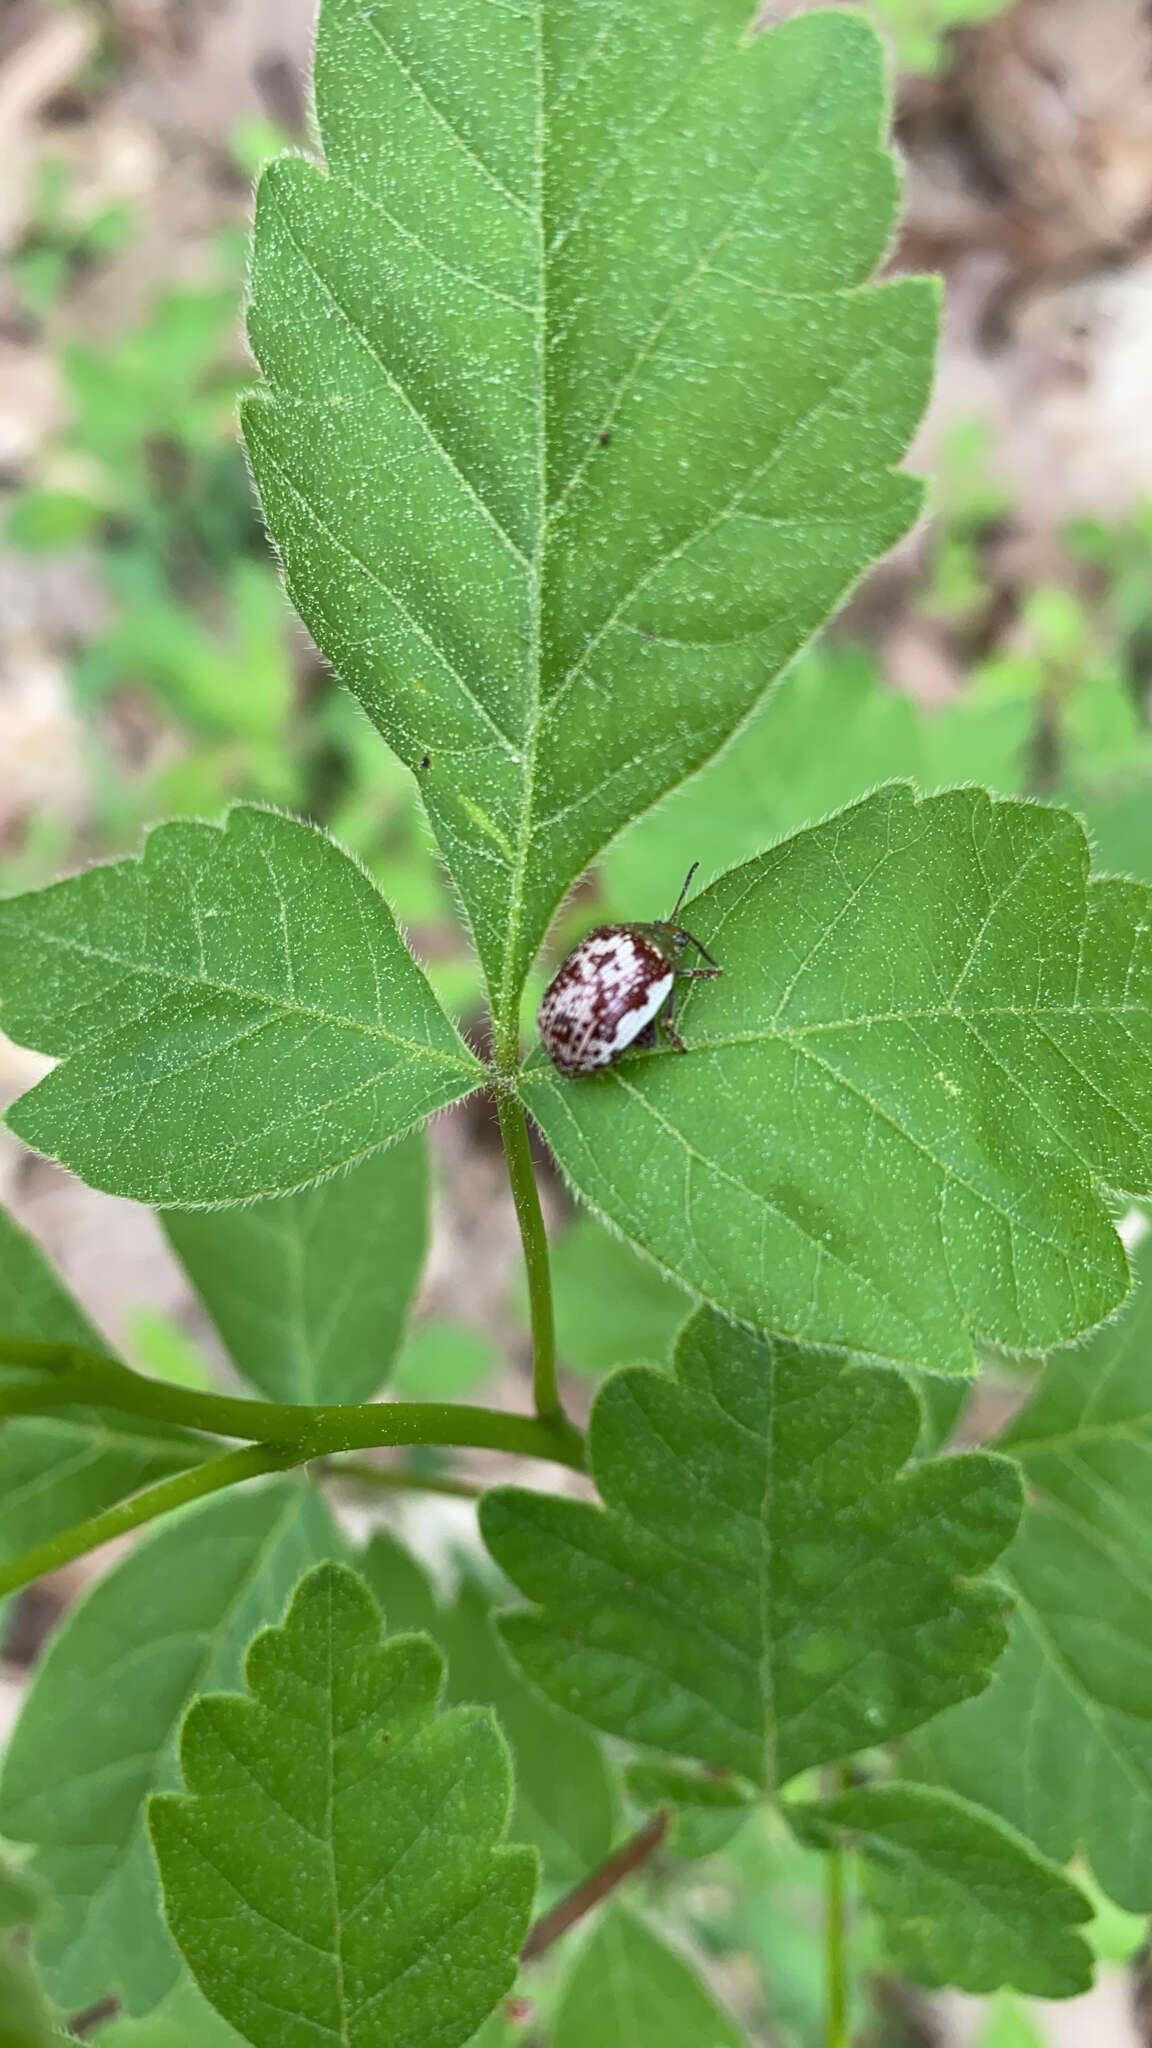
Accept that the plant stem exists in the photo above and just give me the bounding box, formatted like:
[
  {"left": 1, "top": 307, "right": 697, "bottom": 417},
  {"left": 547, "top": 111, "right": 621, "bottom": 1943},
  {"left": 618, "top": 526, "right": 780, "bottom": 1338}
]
[
  {"left": 492, "top": 1088, "right": 564, "bottom": 1429},
  {"left": 825, "top": 1833, "right": 849, "bottom": 2048},
  {"left": 0, "top": 1336, "right": 584, "bottom": 1469},
  {"left": 0, "top": 1444, "right": 297, "bottom": 1599},
  {"left": 520, "top": 1809, "right": 669, "bottom": 1964},
  {"left": 317, "top": 1457, "right": 482, "bottom": 1501}
]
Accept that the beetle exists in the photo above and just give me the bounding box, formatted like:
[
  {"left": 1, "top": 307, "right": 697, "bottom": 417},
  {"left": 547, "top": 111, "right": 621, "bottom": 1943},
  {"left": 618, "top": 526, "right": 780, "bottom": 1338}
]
[{"left": 538, "top": 863, "right": 720, "bottom": 1077}]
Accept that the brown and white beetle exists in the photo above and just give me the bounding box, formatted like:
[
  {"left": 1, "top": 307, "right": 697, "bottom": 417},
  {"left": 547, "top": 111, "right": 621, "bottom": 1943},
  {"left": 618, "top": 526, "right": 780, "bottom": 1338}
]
[{"left": 538, "top": 864, "right": 720, "bottom": 1077}]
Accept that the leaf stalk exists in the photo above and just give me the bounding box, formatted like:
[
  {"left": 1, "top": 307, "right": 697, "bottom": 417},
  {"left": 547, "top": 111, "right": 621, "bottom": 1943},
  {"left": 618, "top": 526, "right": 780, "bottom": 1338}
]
[
  {"left": 825, "top": 1815, "right": 850, "bottom": 2048},
  {"left": 0, "top": 1337, "right": 584, "bottom": 1474},
  {"left": 492, "top": 1086, "right": 565, "bottom": 1430}
]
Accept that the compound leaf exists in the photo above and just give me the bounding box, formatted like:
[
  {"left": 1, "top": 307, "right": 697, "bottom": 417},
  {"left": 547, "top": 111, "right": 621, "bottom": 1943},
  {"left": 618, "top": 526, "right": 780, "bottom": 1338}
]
[
  {"left": 162, "top": 1135, "right": 429, "bottom": 1402},
  {"left": 244, "top": 0, "right": 933, "bottom": 1012},
  {"left": 150, "top": 1562, "right": 536, "bottom": 2048},
  {"left": 796, "top": 1782, "right": 1093, "bottom": 1999},
  {"left": 525, "top": 785, "right": 1152, "bottom": 1370},
  {"left": 0, "top": 806, "right": 484, "bottom": 1205},
  {"left": 362, "top": 1533, "right": 618, "bottom": 1883},
  {"left": 0, "top": 1207, "right": 206, "bottom": 1572},
  {"left": 0, "top": 1482, "right": 344, "bottom": 2017},
  {"left": 481, "top": 1306, "right": 1021, "bottom": 1785},
  {"left": 908, "top": 1227, "right": 1152, "bottom": 1909},
  {"left": 552, "top": 1907, "right": 746, "bottom": 2048}
]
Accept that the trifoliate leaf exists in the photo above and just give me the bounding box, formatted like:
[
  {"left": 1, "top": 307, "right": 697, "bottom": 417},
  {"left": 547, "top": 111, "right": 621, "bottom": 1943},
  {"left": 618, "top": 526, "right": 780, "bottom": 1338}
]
[
  {"left": 0, "top": 806, "right": 484, "bottom": 1205},
  {"left": 162, "top": 1135, "right": 428, "bottom": 1401},
  {"left": 795, "top": 1783, "right": 1093, "bottom": 1999},
  {"left": 150, "top": 1562, "right": 536, "bottom": 2048},
  {"left": 243, "top": 0, "right": 933, "bottom": 1012},
  {"left": 907, "top": 1229, "right": 1152, "bottom": 1908},
  {"left": 481, "top": 1307, "right": 1020, "bottom": 1784},
  {"left": 524, "top": 784, "right": 1152, "bottom": 1371},
  {"left": 552, "top": 1908, "right": 746, "bottom": 2048},
  {"left": 0, "top": 1207, "right": 205, "bottom": 1572},
  {"left": 0, "top": 1482, "right": 344, "bottom": 2017},
  {"left": 362, "top": 1533, "right": 617, "bottom": 1882}
]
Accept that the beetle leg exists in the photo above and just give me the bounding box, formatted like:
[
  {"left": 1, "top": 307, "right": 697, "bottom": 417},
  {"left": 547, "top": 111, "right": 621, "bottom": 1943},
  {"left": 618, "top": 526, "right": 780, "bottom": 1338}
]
[
  {"left": 676, "top": 927, "right": 721, "bottom": 969},
  {"left": 655, "top": 984, "right": 688, "bottom": 1053},
  {"left": 674, "top": 966, "right": 720, "bottom": 980},
  {"left": 633, "top": 1017, "right": 659, "bottom": 1050}
]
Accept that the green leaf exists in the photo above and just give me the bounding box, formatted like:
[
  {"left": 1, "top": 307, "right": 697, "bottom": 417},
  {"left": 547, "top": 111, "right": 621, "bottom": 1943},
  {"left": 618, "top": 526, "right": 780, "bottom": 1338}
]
[
  {"left": 552, "top": 1907, "right": 746, "bottom": 2048},
  {"left": 0, "top": 1857, "right": 61, "bottom": 2048},
  {"left": 624, "top": 1762, "right": 753, "bottom": 1860},
  {"left": 973, "top": 1994, "right": 1046, "bottom": 2048},
  {"left": 1070, "top": 779, "right": 1152, "bottom": 888},
  {"left": 390, "top": 1318, "right": 499, "bottom": 1401},
  {"left": 795, "top": 1782, "right": 1093, "bottom": 1999},
  {"left": 243, "top": 0, "right": 933, "bottom": 1013},
  {"left": 599, "top": 643, "right": 1033, "bottom": 922},
  {"left": 93, "top": 1979, "right": 244, "bottom": 2047},
  {"left": 524, "top": 784, "right": 1152, "bottom": 1370},
  {"left": 362, "top": 1533, "right": 617, "bottom": 1882},
  {"left": 481, "top": 1306, "right": 1021, "bottom": 1785},
  {"left": 0, "top": 1208, "right": 207, "bottom": 1570},
  {"left": 544, "top": 1216, "right": 691, "bottom": 1377},
  {"left": 150, "top": 1562, "right": 536, "bottom": 2048},
  {"left": 162, "top": 1136, "right": 428, "bottom": 1402},
  {"left": 0, "top": 1481, "right": 344, "bottom": 2017},
  {"left": 907, "top": 1227, "right": 1152, "bottom": 1908},
  {"left": 0, "top": 806, "right": 484, "bottom": 1205}
]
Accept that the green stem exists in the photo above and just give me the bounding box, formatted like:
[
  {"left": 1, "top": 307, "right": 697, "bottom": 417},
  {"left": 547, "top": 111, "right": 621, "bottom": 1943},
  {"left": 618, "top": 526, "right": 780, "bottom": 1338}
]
[
  {"left": 825, "top": 1832, "right": 849, "bottom": 2048},
  {"left": 317, "top": 1457, "right": 482, "bottom": 1501},
  {"left": 0, "top": 1444, "right": 297, "bottom": 1599},
  {"left": 0, "top": 1337, "right": 585, "bottom": 1469},
  {"left": 493, "top": 1088, "right": 564, "bottom": 1428}
]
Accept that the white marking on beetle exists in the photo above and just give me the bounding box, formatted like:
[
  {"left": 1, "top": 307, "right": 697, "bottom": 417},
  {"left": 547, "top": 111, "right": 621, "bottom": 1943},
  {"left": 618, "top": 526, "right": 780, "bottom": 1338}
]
[{"left": 606, "top": 971, "right": 673, "bottom": 1054}]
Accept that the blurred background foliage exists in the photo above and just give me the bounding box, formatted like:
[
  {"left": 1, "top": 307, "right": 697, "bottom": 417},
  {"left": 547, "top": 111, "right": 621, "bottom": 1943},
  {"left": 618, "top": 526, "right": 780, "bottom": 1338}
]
[{"left": 3, "top": 0, "right": 1152, "bottom": 2041}]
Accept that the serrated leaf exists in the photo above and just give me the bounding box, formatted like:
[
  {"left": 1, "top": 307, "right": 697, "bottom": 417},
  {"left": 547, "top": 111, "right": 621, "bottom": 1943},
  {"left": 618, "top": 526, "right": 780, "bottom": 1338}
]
[
  {"left": 0, "top": 1207, "right": 206, "bottom": 1571},
  {"left": 907, "top": 1228, "right": 1152, "bottom": 1909},
  {"left": 552, "top": 1907, "right": 746, "bottom": 2048},
  {"left": 150, "top": 1562, "right": 536, "bottom": 2048},
  {"left": 481, "top": 1306, "right": 1020, "bottom": 1785},
  {"left": 362, "top": 1533, "right": 617, "bottom": 1882},
  {"left": 0, "top": 1481, "right": 344, "bottom": 2017},
  {"left": 524, "top": 784, "right": 1152, "bottom": 1370},
  {"left": 243, "top": 0, "right": 933, "bottom": 1014},
  {"left": 162, "top": 1135, "right": 428, "bottom": 1401},
  {"left": 0, "top": 806, "right": 484, "bottom": 1205},
  {"left": 599, "top": 643, "right": 1034, "bottom": 921},
  {"left": 795, "top": 1782, "right": 1093, "bottom": 1999}
]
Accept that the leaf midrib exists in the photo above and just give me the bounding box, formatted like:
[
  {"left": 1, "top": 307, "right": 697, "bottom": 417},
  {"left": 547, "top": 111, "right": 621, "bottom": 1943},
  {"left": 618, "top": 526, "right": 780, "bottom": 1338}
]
[{"left": 24, "top": 927, "right": 479, "bottom": 1075}]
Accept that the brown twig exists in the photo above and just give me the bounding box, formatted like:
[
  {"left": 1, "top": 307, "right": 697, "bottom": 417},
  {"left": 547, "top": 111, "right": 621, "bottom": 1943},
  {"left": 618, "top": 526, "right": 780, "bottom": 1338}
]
[{"left": 520, "top": 1810, "right": 669, "bottom": 1964}]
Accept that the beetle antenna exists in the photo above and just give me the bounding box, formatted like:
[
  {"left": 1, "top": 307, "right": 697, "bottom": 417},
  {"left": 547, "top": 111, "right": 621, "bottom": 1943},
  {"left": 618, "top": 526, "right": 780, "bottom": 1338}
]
[{"left": 668, "top": 861, "right": 698, "bottom": 924}]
